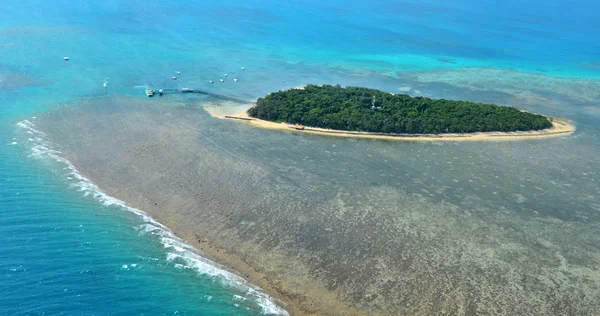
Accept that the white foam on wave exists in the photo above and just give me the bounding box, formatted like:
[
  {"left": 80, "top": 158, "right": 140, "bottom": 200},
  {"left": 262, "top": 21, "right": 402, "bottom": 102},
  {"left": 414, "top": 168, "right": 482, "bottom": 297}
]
[
  {"left": 16, "top": 119, "right": 288, "bottom": 316},
  {"left": 234, "top": 294, "right": 247, "bottom": 301}
]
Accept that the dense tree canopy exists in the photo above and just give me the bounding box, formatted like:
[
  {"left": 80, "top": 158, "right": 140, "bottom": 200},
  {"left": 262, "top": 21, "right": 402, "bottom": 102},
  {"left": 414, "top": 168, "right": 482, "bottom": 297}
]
[{"left": 247, "top": 85, "right": 552, "bottom": 134}]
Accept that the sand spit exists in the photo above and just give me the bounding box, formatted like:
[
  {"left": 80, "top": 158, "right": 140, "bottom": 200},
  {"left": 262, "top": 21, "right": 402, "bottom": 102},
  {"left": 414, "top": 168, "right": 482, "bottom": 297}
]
[
  {"left": 221, "top": 112, "right": 575, "bottom": 141},
  {"left": 32, "top": 97, "right": 600, "bottom": 315}
]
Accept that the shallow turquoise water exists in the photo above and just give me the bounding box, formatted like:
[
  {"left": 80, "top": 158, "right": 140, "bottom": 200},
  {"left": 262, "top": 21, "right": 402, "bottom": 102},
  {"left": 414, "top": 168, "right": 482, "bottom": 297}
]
[{"left": 1, "top": 0, "right": 599, "bottom": 314}]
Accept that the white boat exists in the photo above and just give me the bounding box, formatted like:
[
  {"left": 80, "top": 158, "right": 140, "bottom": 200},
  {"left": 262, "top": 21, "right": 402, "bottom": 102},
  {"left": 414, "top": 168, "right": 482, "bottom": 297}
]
[
  {"left": 224, "top": 74, "right": 228, "bottom": 77},
  {"left": 234, "top": 78, "right": 238, "bottom": 82},
  {"left": 219, "top": 79, "right": 224, "bottom": 82},
  {"left": 241, "top": 67, "right": 245, "bottom": 71},
  {"left": 171, "top": 76, "right": 177, "bottom": 80},
  {"left": 209, "top": 80, "right": 214, "bottom": 84},
  {"left": 63, "top": 57, "right": 69, "bottom": 61}
]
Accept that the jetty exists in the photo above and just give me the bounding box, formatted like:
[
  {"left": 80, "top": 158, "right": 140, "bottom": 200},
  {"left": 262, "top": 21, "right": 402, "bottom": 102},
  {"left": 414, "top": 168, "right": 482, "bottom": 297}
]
[
  {"left": 224, "top": 115, "right": 254, "bottom": 121},
  {"left": 146, "top": 88, "right": 256, "bottom": 104}
]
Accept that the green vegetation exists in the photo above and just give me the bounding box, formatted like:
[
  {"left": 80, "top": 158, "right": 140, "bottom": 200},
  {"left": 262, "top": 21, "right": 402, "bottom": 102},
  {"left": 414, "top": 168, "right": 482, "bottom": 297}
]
[{"left": 247, "top": 85, "right": 552, "bottom": 134}]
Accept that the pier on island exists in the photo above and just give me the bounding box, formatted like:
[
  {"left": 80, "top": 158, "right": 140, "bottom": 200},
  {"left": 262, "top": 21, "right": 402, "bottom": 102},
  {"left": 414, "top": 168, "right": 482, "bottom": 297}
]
[{"left": 145, "top": 88, "right": 256, "bottom": 105}]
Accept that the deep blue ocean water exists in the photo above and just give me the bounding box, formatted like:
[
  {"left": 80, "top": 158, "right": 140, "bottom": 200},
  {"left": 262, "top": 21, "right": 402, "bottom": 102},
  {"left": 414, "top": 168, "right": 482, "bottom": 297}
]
[{"left": 1, "top": 0, "right": 599, "bottom": 315}]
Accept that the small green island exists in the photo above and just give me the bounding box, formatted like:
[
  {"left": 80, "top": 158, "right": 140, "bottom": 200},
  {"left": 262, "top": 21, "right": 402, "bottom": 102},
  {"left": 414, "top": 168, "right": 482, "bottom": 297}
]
[{"left": 247, "top": 85, "right": 553, "bottom": 134}]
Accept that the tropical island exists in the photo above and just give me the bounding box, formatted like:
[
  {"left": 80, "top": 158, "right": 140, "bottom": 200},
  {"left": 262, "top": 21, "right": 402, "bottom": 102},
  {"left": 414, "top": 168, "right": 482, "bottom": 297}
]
[{"left": 246, "top": 85, "right": 553, "bottom": 134}]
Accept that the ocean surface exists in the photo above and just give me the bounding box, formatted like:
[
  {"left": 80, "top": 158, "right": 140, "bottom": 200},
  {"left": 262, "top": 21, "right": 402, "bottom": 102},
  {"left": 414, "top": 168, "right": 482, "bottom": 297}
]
[{"left": 1, "top": 0, "right": 599, "bottom": 315}]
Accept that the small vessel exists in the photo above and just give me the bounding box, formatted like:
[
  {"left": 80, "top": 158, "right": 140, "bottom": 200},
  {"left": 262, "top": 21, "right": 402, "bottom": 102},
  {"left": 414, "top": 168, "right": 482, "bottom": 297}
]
[
  {"left": 145, "top": 89, "right": 154, "bottom": 97},
  {"left": 171, "top": 76, "right": 177, "bottom": 80},
  {"left": 63, "top": 57, "right": 69, "bottom": 61},
  {"left": 158, "top": 89, "right": 163, "bottom": 96},
  {"left": 234, "top": 78, "right": 238, "bottom": 82},
  {"left": 177, "top": 71, "right": 181, "bottom": 75},
  {"left": 220, "top": 79, "right": 224, "bottom": 82},
  {"left": 241, "top": 67, "right": 245, "bottom": 71},
  {"left": 181, "top": 88, "right": 194, "bottom": 92},
  {"left": 209, "top": 80, "right": 214, "bottom": 84},
  {"left": 224, "top": 74, "right": 228, "bottom": 77}
]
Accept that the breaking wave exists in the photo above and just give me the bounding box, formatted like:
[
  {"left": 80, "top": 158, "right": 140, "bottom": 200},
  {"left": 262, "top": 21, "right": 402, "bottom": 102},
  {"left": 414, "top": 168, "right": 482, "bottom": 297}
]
[{"left": 16, "top": 119, "right": 288, "bottom": 316}]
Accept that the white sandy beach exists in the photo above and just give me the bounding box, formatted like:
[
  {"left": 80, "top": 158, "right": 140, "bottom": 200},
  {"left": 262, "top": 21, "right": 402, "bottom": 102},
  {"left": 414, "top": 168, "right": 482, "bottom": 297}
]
[{"left": 218, "top": 110, "right": 575, "bottom": 142}]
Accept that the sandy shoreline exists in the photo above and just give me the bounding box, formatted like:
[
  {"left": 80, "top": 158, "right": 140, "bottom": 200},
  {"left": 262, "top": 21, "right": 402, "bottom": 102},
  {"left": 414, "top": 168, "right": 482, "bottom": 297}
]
[{"left": 219, "top": 111, "right": 574, "bottom": 141}]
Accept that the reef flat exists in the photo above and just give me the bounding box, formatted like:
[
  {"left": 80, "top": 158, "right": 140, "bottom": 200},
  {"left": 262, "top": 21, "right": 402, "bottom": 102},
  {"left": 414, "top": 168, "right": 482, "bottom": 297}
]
[{"left": 35, "top": 96, "right": 600, "bottom": 315}]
